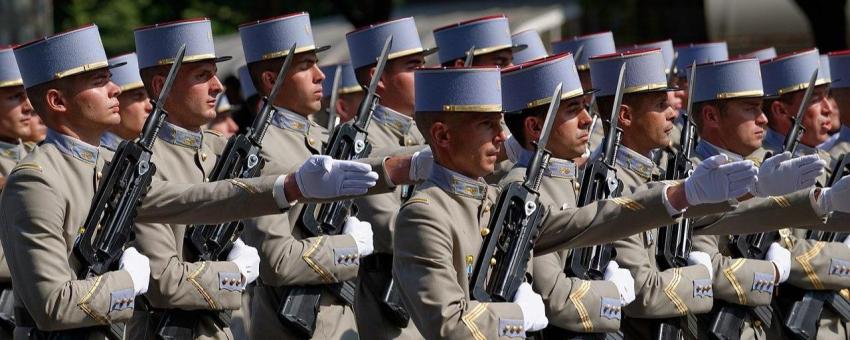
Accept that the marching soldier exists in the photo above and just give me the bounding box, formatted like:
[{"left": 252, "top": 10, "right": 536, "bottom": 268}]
[
  {"left": 824, "top": 50, "right": 850, "bottom": 166},
  {"left": 759, "top": 48, "right": 850, "bottom": 339},
  {"left": 393, "top": 65, "right": 757, "bottom": 339},
  {"left": 820, "top": 54, "right": 841, "bottom": 139},
  {"left": 312, "top": 62, "right": 363, "bottom": 128},
  {"left": 433, "top": 15, "right": 525, "bottom": 68},
  {"left": 127, "top": 18, "right": 261, "bottom": 339},
  {"left": 238, "top": 13, "right": 430, "bottom": 339},
  {"left": 510, "top": 30, "right": 548, "bottom": 65},
  {"left": 1, "top": 24, "right": 379, "bottom": 339},
  {"left": 345, "top": 17, "right": 433, "bottom": 339},
  {"left": 100, "top": 53, "right": 151, "bottom": 151}
]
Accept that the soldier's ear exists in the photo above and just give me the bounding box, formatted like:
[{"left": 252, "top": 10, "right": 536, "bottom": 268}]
[
  {"left": 45, "top": 88, "right": 68, "bottom": 114},
  {"left": 368, "top": 65, "right": 386, "bottom": 93},
  {"left": 702, "top": 104, "right": 720, "bottom": 129},
  {"left": 262, "top": 70, "right": 277, "bottom": 94},
  {"left": 523, "top": 116, "right": 542, "bottom": 144},
  {"left": 431, "top": 121, "right": 452, "bottom": 148},
  {"left": 618, "top": 103, "right": 632, "bottom": 127},
  {"left": 769, "top": 99, "right": 788, "bottom": 119}
]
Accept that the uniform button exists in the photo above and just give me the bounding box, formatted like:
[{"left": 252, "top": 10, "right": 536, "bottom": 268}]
[
  {"left": 96, "top": 172, "right": 102, "bottom": 180},
  {"left": 480, "top": 228, "right": 490, "bottom": 236},
  {"left": 201, "top": 153, "right": 208, "bottom": 161},
  {"left": 483, "top": 206, "right": 490, "bottom": 213},
  {"left": 204, "top": 177, "right": 210, "bottom": 182},
  {"left": 490, "top": 258, "right": 497, "bottom": 266},
  {"left": 308, "top": 138, "right": 316, "bottom": 145}
]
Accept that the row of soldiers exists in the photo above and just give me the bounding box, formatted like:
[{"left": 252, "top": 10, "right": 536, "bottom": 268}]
[{"left": 0, "top": 9, "right": 848, "bottom": 340}]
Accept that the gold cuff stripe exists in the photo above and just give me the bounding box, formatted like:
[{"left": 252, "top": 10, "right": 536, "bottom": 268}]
[
  {"left": 302, "top": 236, "right": 335, "bottom": 283},
  {"left": 188, "top": 261, "right": 218, "bottom": 309},
  {"left": 722, "top": 258, "right": 748, "bottom": 305},
  {"left": 77, "top": 275, "right": 110, "bottom": 324},
  {"left": 461, "top": 302, "right": 488, "bottom": 340},
  {"left": 624, "top": 82, "right": 668, "bottom": 94},
  {"left": 664, "top": 268, "right": 689, "bottom": 315},
  {"left": 569, "top": 280, "right": 594, "bottom": 332},
  {"left": 611, "top": 197, "right": 645, "bottom": 211},
  {"left": 795, "top": 241, "right": 826, "bottom": 290},
  {"left": 229, "top": 179, "right": 259, "bottom": 194},
  {"left": 158, "top": 53, "right": 217, "bottom": 65},
  {"left": 527, "top": 88, "right": 585, "bottom": 108},
  {"left": 777, "top": 78, "right": 830, "bottom": 95},
  {"left": 769, "top": 196, "right": 791, "bottom": 208},
  {"left": 338, "top": 85, "right": 363, "bottom": 95},
  {"left": 119, "top": 81, "right": 144, "bottom": 92},
  {"left": 0, "top": 78, "right": 23, "bottom": 87},
  {"left": 54, "top": 60, "right": 109, "bottom": 79},
  {"left": 388, "top": 47, "right": 425, "bottom": 61},
  {"left": 715, "top": 90, "right": 764, "bottom": 99},
  {"left": 261, "top": 45, "right": 318, "bottom": 61},
  {"left": 441, "top": 104, "right": 502, "bottom": 112}
]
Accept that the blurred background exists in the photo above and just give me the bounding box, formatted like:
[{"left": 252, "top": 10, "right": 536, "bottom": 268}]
[{"left": 1, "top": 0, "right": 847, "bottom": 114}]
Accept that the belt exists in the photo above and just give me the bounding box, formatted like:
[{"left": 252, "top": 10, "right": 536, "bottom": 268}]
[{"left": 361, "top": 253, "right": 393, "bottom": 272}]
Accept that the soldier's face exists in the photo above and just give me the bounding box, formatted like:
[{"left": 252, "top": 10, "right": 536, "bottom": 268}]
[
  {"left": 781, "top": 85, "right": 832, "bottom": 147},
  {"left": 0, "top": 85, "right": 33, "bottom": 140},
  {"left": 621, "top": 92, "right": 675, "bottom": 152},
  {"left": 166, "top": 61, "right": 223, "bottom": 127},
  {"left": 546, "top": 97, "right": 592, "bottom": 159},
  {"left": 443, "top": 112, "right": 506, "bottom": 178},
  {"left": 713, "top": 98, "right": 767, "bottom": 155},
  {"left": 115, "top": 88, "right": 151, "bottom": 138},
  {"left": 474, "top": 49, "right": 513, "bottom": 68},
  {"left": 378, "top": 54, "right": 424, "bottom": 116},
  {"left": 66, "top": 68, "right": 121, "bottom": 129},
  {"left": 276, "top": 52, "right": 324, "bottom": 116}
]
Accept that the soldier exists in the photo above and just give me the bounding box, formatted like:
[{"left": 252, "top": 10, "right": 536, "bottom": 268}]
[
  {"left": 312, "top": 62, "right": 363, "bottom": 129},
  {"left": 758, "top": 48, "right": 850, "bottom": 339},
  {"left": 234, "top": 65, "right": 260, "bottom": 131},
  {"left": 2, "top": 24, "right": 380, "bottom": 338},
  {"left": 820, "top": 54, "right": 842, "bottom": 140},
  {"left": 433, "top": 15, "right": 525, "bottom": 68},
  {"left": 344, "top": 17, "right": 433, "bottom": 340},
  {"left": 238, "top": 13, "right": 430, "bottom": 339},
  {"left": 739, "top": 47, "right": 778, "bottom": 61},
  {"left": 688, "top": 58, "right": 794, "bottom": 339},
  {"left": 510, "top": 30, "right": 548, "bottom": 64},
  {"left": 824, "top": 50, "right": 850, "bottom": 163},
  {"left": 394, "top": 66, "right": 757, "bottom": 339},
  {"left": 125, "top": 18, "right": 260, "bottom": 339},
  {"left": 100, "top": 53, "right": 150, "bottom": 151}
]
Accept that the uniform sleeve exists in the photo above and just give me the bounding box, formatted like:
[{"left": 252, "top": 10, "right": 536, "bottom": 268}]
[
  {"left": 133, "top": 222, "right": 242, "bottom": 311},
  {"left": 0, "top": 169, "right": 135, "bottom": 330},
  {"left": 248, "top": 206, "right": 360, "bottom": 286},
  {"left": 534, "top": 186, "right": 677, "bottom": 255},
  {"left": 532, "top": 252, "right": 622, "bottom": 333},
  {"left": 137, "top": 175, "right": 283, "bottom": 224},
  {"left": 692, "top": 235, "right": 776, "bottom": 306},
  {"left": 782, "top": 232, "right": 850, "bottom": 291},
  {"left": 614, "top": 232, "right": 714, "bottom": 318},
  {"left": 693, "top": 189, "right": 825, "bottom": 235},
  {"left": 394, "top": 200, "right": 525, "bottom": 340}
]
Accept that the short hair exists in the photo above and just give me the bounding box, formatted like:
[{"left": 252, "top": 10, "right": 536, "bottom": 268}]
[
  {"left": 692, "top": 99, "right": 729, "bottom": 132},
  {"left": 246, "top": 58, "right": 284, "bottom": 95},
  {"left": 139, "top": 65, "right": 169, "bottom": 99},
  {"left": 26, "top": 77, "right": 75, "bottom": 118},
  {"left": 503, "top": 105, "right": 547, "bottom": 146},
  {"left": 354, "top": 65, "right": 373, "bottom": 87},
  {"left": 595, "top": 92, "right": 658, "bottom": 133},
  {"left": 413, "top": 111, "right": 442, "bottom": 145}
]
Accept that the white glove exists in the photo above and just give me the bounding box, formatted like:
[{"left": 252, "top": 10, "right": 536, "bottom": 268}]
[
  {"left": 844, "top": 235, "right": 850, "bottom": 249},
  {"left": 766, "top": 242, "right": 791, "bottom": 283},
  {"left": 409, "top": 147, "right": 433, "bottom": 182},
  {"left": 684, "top": 154, "right": 757, "bottom": 205},
  {"left": 343, "top": 216, "right": 374, "bottom": 256},
  {"left": 752, "top": 152, "right": 825, "bottom": 197},
  {"left": 504, "top": 134, "right": 524, "bottom": 163},
  {"left": 120, "top": 247, "right": 151, "bottom": 295},
  {"left": 818, "top": 176, "right": 850, "bottom": 214},
  {"left": 295, "top": 155, "right": 379, "bottom": 199},
  {"left": 603, "top": 261, "right": 635, "bottom": 305},
  {"left": 227, "top": 239, "right": 260, "bottom": 286},
  {"left": 687, "top": 251, "right": 714, "bottom": 280},
  {"left": 512, "top": 282, "right": 548, "bottom": 332}
]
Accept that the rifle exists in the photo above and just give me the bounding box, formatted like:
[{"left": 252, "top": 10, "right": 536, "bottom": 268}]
[
  {"left": 655, "top": 61, "right": 698, "bottom": 340},
  {"left": 783, "top": 154, "right": 850, "bottom": 339},
  {"left": 278, "top": 36, "right": 392, "bottom": 337},
  {"left": 548, "top": 64, "right": 626, "bottom": 340},
  {"left": 326, "top": 64, "right": 343, "bottom": 132},
  {"left": 470, "top": 82, "right": 562, "bottom": 304},
  {"left": 61, "top": 45, "right": 186, "bottom": 340},
  {"left": 464, "top": 45, "right": 476, "bottom": 67},
  {"left": 152, "top": 44, "right": 298, "bottom": 339}
]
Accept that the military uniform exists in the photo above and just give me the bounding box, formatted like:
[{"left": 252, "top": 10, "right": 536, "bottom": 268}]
[
  {"left": 0, "top": 139, "right": 24, "bottom": 338},
  {"left": 0, "top": 130, "right": 288, "bottom": 338},
  {"left": 127, "top": 123, "right": 243, "bottom": 339}
]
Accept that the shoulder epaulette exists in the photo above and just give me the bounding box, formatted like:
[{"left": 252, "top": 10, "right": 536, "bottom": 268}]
[
  {"left": 203, "top": 129, "right": 224, "bottom": 137},
  {"left": 401, "top": 197, "right": 429, "bottom": 209}
]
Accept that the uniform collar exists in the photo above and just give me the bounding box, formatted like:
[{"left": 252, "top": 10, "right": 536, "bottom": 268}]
[
  {"left": 516, "top": 148, "right": 576, "bottom": 179},
  {"left": 694, "top": 140, "right": 744, "bottom": 161},
  {"left": 615, "top": 146, "right": 657, "bottom": 180},
  {"left": 271, "top": 107, "right": 311, "bottom": 135},
  {"left": 763, "top": 128, "right": 785, "bottom": 152},
  {"left": 373, "top": 104, "right": 414, "bottom": 135},
  {"left": 429, "top": 163, "right": 488, "bottom": 200},
  {"left": 100, "top": 131, "right": 123, "bottom": 151},
  {"left": 0, "top": 139, "right": 24, "bottom": 161},
  {"left": 839, "top": 125, "right": 850, "bottom": 144},
  {"left": 158, "top": 121, "right": 203, "bottom": 150},
  {"left": 794, "top": 141, "right": 819, "bottom": 157},
  {"left": 45, "top": 129, "right": 99, "bottom": 165}
]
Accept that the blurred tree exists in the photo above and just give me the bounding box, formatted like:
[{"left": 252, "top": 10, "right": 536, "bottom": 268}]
[{"left": 577, "top": 0, "right": 707, "bottom": 45}]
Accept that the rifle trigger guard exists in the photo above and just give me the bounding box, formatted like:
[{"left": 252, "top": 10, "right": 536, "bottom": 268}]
[
  {"left": 524, "top": 200, "right": 536, "bottom": 217},
  {"left": 606, "top": 177, "right": 618, "bottom": 193},
  {"left": 138, "top": 161, "right": 150, "bottom": 176},
  {"left": 354, "top": 140, "right": 365, "bottom": 154},
  {"left": 247, "top": 154, "right": 259, "bottom": 169}
]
